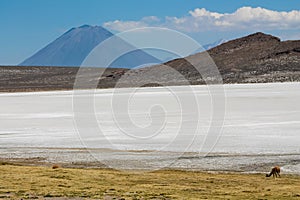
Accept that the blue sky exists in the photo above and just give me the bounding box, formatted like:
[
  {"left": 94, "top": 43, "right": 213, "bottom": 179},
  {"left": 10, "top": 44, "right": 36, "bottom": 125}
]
[{"left": 1, "top": 0, "right": 300, "bottom": 65}]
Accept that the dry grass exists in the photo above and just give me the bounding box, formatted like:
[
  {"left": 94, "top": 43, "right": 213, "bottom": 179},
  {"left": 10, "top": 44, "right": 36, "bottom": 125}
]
[{"left": 0, "top": 164, "right": 300, "bottom": 199}]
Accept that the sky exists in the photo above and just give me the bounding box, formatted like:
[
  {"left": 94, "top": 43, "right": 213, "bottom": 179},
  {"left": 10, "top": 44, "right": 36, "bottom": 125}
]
[{"left": 1, "top": 0, "right": 300, "bottom": 65}]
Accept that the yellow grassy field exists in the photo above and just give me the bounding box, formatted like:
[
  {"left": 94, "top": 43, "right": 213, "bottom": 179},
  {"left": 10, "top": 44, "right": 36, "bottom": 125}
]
[{"left": 0, "top": 164, "right": 300, "bottom": 199}]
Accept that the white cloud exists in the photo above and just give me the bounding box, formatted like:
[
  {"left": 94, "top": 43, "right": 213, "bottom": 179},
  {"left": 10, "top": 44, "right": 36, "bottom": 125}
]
[
  {"left": 103, "top": 16, "right": 160, "bottom": 32},
  {"left": 103, "top": 20, "right": 147, "bottom": 32},
  {"left": 103, "top": 7, "right": 300, "bottom": 32},
  {"left": 141, "top": 16, "right": 160, "bottom": 23},
  {"left": 189, "top": 8, "right": 223, "bottom": 19}
]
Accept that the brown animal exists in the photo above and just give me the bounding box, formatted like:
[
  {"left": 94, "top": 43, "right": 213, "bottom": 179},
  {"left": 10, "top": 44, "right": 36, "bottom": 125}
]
[
  {"left": 52, "top": 164, "right": 59, "bottom": 169},
  {"left": 266, "top": 166, "right": 280, "bottom": 178}
]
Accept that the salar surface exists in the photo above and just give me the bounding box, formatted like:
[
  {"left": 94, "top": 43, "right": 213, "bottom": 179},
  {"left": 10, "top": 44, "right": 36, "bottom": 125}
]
[{"left": 0, "top": 82, "right": 299, "bottom": 172}]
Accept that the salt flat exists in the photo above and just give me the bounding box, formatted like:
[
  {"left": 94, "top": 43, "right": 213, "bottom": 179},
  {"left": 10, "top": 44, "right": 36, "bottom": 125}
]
[{"left": 0, "top": 82, "right": 299, "bottom": 172}]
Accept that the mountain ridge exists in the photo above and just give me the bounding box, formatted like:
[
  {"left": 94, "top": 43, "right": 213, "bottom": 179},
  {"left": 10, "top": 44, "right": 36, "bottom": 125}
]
[
  {"left": 123, "top": 32, "right": 300, "bottom": 86},
  {"left": 20, "top": 25, "right": 161, "bottom": 68},
  {"left": 2, "top": 31, "right": 300, "bottom": 92},
  {"left": 20, "top": 25, "right": 113, "bottom": 67}
]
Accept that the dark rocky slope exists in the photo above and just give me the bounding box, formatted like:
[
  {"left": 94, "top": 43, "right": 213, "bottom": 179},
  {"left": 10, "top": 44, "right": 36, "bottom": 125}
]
[
  {"left": 210, "top": 32, "right": 300, "bottom": 83},
  {"left": 125, "top": 32, "right": 300, "bottom": 86}
]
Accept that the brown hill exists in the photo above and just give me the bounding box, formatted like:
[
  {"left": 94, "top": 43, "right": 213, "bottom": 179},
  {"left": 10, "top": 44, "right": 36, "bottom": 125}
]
[
  {"left": 124, "top": 32, "right": 300, "bottom": 86},
  {"left": 210, "top": 32, "right": 300, "bottom": 83},
  {"left": 1, "top": 32, "right": 300, "bottom": 92}
]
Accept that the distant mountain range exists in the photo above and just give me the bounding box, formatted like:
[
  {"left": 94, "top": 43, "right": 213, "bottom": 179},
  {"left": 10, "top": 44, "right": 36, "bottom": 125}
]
[
  {"left": 20, "top": 25, "right": 161, "bottom": 68},
  {"left": 2, "top": 31, "right": 300, "bottom": 92},
  {"left": 19, "top": 24, "right": 226, "bottom": 67},
  {"left": 203, "top": 39, "right": 227, "bottom": 50}
]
